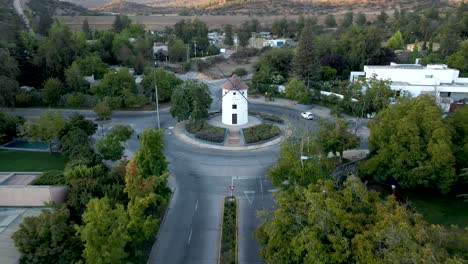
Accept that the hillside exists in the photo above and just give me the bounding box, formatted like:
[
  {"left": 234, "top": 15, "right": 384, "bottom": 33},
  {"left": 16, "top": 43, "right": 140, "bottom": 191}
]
[{"left": 69, "top": 0, "right": 463, "bottom": 15}]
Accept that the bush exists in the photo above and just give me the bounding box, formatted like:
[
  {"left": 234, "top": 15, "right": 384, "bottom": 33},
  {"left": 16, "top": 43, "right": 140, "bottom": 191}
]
[
  {"left": 243, "top": 123, "right": 280, "bottom": 144},
  {"left": 232, "top": 68, "right": 248, "bottom": 77},
  {"left": 66, "top": 93, "right": 85, "bottom": 107},
  {"left": 250, "top": 112, "right": 284, "bottom": 124},
  {"left": 31, "top": 170, "right": 65, "bottom": 185},
  {"left": 186, "top": 121, "right": 225, "bottom": 143},
  {"left": 220, "top": 198, "right": 237, "bottom": 264},
  {"left": 231, "top": 48, "right": 260, "bottom": 59}
]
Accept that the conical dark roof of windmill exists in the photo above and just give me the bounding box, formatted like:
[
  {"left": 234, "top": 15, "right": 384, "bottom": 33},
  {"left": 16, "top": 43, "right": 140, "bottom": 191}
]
[{"left": 222, "top": 74, "right": 248, "bottom": 91}]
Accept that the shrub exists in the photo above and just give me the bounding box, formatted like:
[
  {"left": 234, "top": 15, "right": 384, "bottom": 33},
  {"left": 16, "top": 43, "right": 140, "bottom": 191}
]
[
  {"left": 243, "top": 123, "right": 280, "bottom": 144},
  {"left": 66, "top": 93, "right": 85, "bottom": 107},
  {"left": 220, "top": 198, "right": 237, "bottom": 264},
  {"left": 31, "top": 170, "right": 65, "bottom": 185},
  {"left": 186, "top": 121, "right": 225, "bottom": 143},
  {"left": 250, "top": 112, "right": 284, "bottom": 124},
  {"left": 232, "top": 68, "right": 248, "bottom": 77}
]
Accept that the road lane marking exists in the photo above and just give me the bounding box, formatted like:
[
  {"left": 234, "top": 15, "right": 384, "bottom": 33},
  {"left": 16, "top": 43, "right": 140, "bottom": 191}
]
[
  {"left": 259, "top": 178, "right": 264, "bottom": 200},
  {"left": 244, "top": 191, "right": 255, "bottom": 205},
  {"left": 268, "top": 189, "right": 277, "bottom": 193},
  {"left": 187, "top": 228, "right": 192, "bottom": 244},
  {"left": 195, "top": 200, "right": 198, "bottom": 212}
]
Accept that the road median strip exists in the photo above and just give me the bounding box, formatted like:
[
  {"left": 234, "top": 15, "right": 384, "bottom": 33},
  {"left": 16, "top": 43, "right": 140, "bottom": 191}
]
[{"left": 218, "top": 196, "right": 238, "bottom": 264}]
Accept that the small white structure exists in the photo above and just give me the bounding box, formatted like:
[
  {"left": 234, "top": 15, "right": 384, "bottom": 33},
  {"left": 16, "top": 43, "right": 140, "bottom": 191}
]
[
  {"left": 350, "top": 62, "right": 468, "bottom": 103},
  {"left": 222, "top": 75, "right": 248, "bottom": 125},
  {"left": 263, "top": 39, "right": 287, "bottom": 47}
]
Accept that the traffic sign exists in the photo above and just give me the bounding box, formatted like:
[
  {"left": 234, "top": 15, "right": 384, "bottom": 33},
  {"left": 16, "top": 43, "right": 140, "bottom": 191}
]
[{"left": 229, "top": 185, "right": 235, "bottom": 191}]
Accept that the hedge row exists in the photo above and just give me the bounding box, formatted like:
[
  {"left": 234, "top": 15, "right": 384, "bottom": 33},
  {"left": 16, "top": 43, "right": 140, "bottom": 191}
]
[
  {"left": 250, "top": 112, "right": 284, "bottom": 124},
  {"left": 220, "top": 197, "right": 237, "bottom": 264},
  {"left": 30, "top": 170, "right": 65, "bottom": 185},
  {"left": 186, "top": 121, "right": 225, "bottom": 143},
  {"left": 243, "top": 123, "right": 280, "bottom": 144}
]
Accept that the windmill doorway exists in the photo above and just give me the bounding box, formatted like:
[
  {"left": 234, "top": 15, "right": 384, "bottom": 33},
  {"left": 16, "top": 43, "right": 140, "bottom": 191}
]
[{"left": 232, "top": 114, "right": 237, "bottom": 124}]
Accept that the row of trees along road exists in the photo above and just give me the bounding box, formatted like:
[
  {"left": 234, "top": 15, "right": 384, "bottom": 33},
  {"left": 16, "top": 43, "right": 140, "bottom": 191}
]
[{"left": 13, "top": 109, "right": 170, "bottom": 263}]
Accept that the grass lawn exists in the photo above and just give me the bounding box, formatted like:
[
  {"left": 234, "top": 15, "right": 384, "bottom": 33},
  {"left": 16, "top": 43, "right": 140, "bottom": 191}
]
[
  {"left": 406, "top": 190, "right": 468, "bottom": 227},
  {"left": 0, "top": 150, "right": 67, "bottom": 172}
]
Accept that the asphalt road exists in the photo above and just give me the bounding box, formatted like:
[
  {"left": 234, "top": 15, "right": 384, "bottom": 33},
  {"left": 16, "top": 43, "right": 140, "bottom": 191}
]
[{"left": 7, "top": 79, "right": 369, "bottom": 264}]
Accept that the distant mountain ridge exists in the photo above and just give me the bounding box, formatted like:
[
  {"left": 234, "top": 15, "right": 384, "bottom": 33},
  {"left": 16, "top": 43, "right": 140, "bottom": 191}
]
[{"left": 65, "top": 0, "right": 464, "bottom": 15}]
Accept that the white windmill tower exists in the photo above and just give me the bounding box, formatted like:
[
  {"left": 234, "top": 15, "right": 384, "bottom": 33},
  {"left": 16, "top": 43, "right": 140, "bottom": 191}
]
[{"left": 221, "top": 74, "right": 249, "bottom": 125}]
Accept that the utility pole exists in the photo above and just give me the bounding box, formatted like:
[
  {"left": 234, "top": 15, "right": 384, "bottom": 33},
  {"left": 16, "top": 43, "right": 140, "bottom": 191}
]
[
  {"left": 193, "top": 40, "right": 198, "bottom": 58},
  {"left": 154, "top": 68, "right": 160, "bottom": 129},
  {"left": 186, "top": 44, "right": 190, "bottom": 62}
]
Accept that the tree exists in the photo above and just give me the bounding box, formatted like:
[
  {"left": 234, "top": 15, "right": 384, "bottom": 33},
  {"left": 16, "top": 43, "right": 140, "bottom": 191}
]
[
  {"left": 76, "top": 197, "right": 129, "bottom": 264},
  {"left": 96, "top": 134, "right": 125, "bottom": 161},
  {"left": 360, "top": 76, "right": 394, "bottom": 114},
  {"left": 112, "top": 34, "right": 132, "bottom": 64},
  {"left": 109, "top": 124, "right": 134, "bottom": 142},
  {"left": 324, "top": 14, "right": 337, "bottom": 27},
  {"left": 62, "top": 114, "right": 97, "bottom": 137},
  {"left": 12, "top": 207, "right": 82, "bottom": 264},
  {"left": 0, "top": 113, "right": 24, "bottom": 144},
  {"left": 255, "top": 176, "right": 467, "bottom": 264},
  {"left": 77, "top": 55, "right": 109, "bottom": 79},
  {"left": 340, "top": 12, "right": 354, "bottom": 28},
  {"left": 447, "top": 40, "right": 468, "bottom": 76},
  {"left": 113, "top": 15, "right": 131, "bottom": 33},
  {"left": 0, "top": 76, "right": 19, "bottom": 108},
  {"left": 65, "top": 62, "right": 88, "bottom": 94},
  {"left": 387, "top": 30, "right": 404, "bottom": 50},
  {"left": 254, "top": 48, "right": 294, "bottom": 80},
  {"left": 92, "top": 68, "right": 137, "bottom": 102},
  {"left": 446, "top": 106, "right": 468, "bottom": 172},
  {"left": 125, "top": 159, "right": 168, "bottom": 251},
  {"left": 141, "top": 68, "right": 183, "bottom": 102},
  {"left": 21, "top": 110, "right": 65, "bottom": 153},
  {"left": 82, "top": 18, "right": 91, "bottom": 39},
  {"left": 133, "top": 127, "right": 168, "bottom": 178},
  {"left": 238, "top": 31, "right": 250, "bottom": 48},
  {"left": 317, "top": 118, "right": 360, "bottom": 162},
  {"left": 292, "top": 25, "right": 320, "bottom": 84},
  {"left": 94, "top": 101, "right": 113, "bottom": 120},
  {"left": 35, "top": 23, "right": 85, "bottom": 78},
  {"left": 267, "top": 134, "right": 333, "bottom": 188},
  {"left": 339, "top": 26, "right": 382, "bottom": 70},
  {"left": 284, "top": 78, "right": 309, "bottom": 103},
  {"left": 224, "top": 24, "right": 234, "bottom": 46},
  {"left": 0, "top": 47, "right": 19, "bottom": 79},
  {"left": 355, "top": 12, "right": 367, "bottom": 26},
  {"left": 41, "top": 78, "right": 63, "bottom": 106},
  {"left": 168, "top": 38, "right": 187, "bottom": 62},
  {"left": 360, "top": 95, "right": 456, "bottom": 192},
  {"left": 170, "top": 80, "right": 212, "bottom": 122}
]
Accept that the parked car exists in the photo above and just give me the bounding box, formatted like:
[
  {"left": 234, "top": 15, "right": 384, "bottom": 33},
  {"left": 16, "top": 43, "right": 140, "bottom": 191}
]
[{"left": 301, "top": 112, "right": 315, "bottom": 120}]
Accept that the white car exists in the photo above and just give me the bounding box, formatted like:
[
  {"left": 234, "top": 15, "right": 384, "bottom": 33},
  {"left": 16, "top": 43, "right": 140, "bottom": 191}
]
[{"left": 301, "top": 112, "right": 315, "bottom": 120}]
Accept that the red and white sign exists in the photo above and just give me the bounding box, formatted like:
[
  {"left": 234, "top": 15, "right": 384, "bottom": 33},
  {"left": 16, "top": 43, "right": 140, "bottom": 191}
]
[{"left": 229, "top": 185, "right": 235, "bottom": 191}]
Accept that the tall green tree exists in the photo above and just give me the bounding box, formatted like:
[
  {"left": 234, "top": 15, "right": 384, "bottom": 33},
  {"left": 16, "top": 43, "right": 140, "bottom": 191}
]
[
  {"left": 254, "top": 48, "right": 294, "bottom": 80},
  {"left": 41, "top": 78, "right": 63, "bottom": 106},
  {"left": 446, "top": 40, "right": 468, "bottom": 76},
  {"left": 284, "top": 78, "right": 309, "bottom": 103},
  {"left": 292, "top": 25, "right": 320, "bottom": 84},
  {"left": 21, "top": 110, "right": 65, "bottom": 153},
  {"left": 340, "top": 12, "right": 354, "bottom": 28},
  {"left": 65, "top": 62, "right": 88, "bottom": 94},
  {"left": 76, "top": 197, "right": 129, "bottom": 264},
  {"left": 224, "top": 24, "right": 234, "bottom": 46},
  {"left": 96, "top": 134, "right": 125, "bottom": 161},
  {"left": 317, "top": 118, "right": 360, "bottom": 162},
  {"left": 359, "top": 76, "right": 394, "bottom": 114},
  {"left": 141, "top": 68, "right": 183, "bottom": 102},
  {"left": 112, "top": 15, "right": 131, "bottom": 33},
  {"left": 168, "top": 38, "right": 187, "bottom": 62},
  {"left": 170, "top": 80, "right": 212, "bottom": 122},
  {"left": 360, "top": 95, "right": 456, "bottom": 192},
  {"left": 12, "top": 207, "right": 83, "bottom": 264},
  {"left": 77, "top": 55, "right": 109, "bottom": 79},
  {"left": 133, "top": 127, "right": 168, "bottom": 178},
  {"left": 92, "top": 68, "right": 137, "bottom": 102},
  {"left": 82, "top": 18, "right": 91, "bottom": 39},
  {"left": 355, "top": 12, "right": 367, "bottom": 26},
  {"left": 324, "top": 14, "right": 337, "bottom": 27},
  {"left": 446, "top": 106, "right": 468, "bottom": 172},
  {"left": 0, "top": 76, "right": 19, "bottom": 108},
  {"left": 387, "top": 30, "right": 405, "bottom": 50},
  {"left": 238, "top": 31, "right": 250, "bottom": 48}
]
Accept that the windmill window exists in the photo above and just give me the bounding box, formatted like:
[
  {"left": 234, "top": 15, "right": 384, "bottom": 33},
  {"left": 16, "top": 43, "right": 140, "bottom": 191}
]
[
  {"left": 232, "top": 104, "right": 237, "bottom": 109},
  {"left": 233, "top": 92, "right": 236, "bottom": 95},
  {"left": 241, "top": 91, "right": 244, "bottom": 95}
]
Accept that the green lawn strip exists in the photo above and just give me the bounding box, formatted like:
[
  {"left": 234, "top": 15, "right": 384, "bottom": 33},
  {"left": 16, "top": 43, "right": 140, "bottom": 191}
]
[
  {"left": 0, "top": 150, "right": 67, "bottom": 172},
  {"left": 186, "top": 121, "right": 225, "bottom": 143},
  {"left": 220, "top": 197, "right": 237, "bottom": 264},
  {"left": 243, "top": 123, "right": 281, "bottom": 144},
  {"left": 405, "top": 190, "right": 468, "bottom": 227}
]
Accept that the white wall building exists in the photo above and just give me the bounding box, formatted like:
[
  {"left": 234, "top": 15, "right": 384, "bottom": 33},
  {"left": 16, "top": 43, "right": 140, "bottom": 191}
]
[
  {"left": 263, "top": 39, "right": 287, "bottom": 47},
  {"left": 222, "top": 75, "right": 248, "bottom": 126},
  {"left": 350, "top": 62, "right": 468, "bottom": 105}
]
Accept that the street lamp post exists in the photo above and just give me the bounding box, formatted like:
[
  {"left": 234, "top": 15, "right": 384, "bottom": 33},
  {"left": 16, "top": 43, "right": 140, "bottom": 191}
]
[{"left": 154, "top": 68, "right": 160, "bottom": 129}]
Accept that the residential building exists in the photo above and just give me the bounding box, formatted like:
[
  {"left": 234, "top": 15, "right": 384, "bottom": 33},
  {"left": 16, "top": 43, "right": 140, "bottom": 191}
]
[{"left": 350, "top": 61, "right": 468, "bottom": 112}]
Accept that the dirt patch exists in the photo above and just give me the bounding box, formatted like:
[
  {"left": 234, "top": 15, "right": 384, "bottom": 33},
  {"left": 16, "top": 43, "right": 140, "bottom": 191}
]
[{"left": 201, "top": 57, "right": 257, "bottom": 79}]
